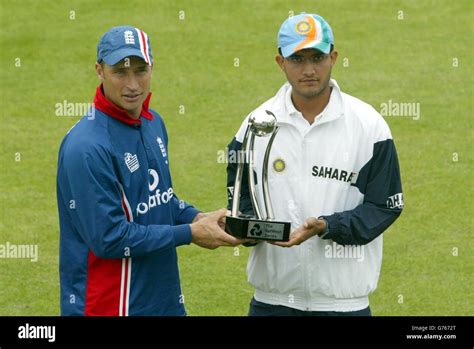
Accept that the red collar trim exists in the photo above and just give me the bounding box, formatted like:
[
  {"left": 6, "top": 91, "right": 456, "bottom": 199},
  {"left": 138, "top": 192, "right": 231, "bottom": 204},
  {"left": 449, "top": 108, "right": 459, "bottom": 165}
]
[{"left": 93, "top": 85, "right": 153, "bottom": 126}]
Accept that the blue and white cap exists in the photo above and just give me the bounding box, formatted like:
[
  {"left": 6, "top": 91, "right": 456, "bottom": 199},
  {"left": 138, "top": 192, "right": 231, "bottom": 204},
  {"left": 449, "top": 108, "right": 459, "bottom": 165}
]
[
  {"left": 278, "top": 13, "right": 334, "bottom": 58},
  {"left": 97, "top": 25, "right": 153, "bottom": 66}
]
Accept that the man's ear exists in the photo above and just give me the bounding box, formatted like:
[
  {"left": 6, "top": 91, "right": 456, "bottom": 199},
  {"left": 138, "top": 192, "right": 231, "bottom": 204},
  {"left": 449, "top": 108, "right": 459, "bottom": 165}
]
[
  {"left": 330, "top": 50, "right": 338, "bottom": 66},
  {"left": 95, "top": 62, "right": 105, "bottom": 82},
  {"left": 275, "top": 55, "right": 285, "bottom": 71}
]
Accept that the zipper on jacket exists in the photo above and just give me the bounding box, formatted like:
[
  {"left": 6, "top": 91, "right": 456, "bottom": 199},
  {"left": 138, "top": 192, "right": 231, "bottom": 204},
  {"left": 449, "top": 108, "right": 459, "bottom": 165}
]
[
  {"left": 300, "top": 135, "right": 312, "bottom": 311},
  {"left": 139, "top": 127, "right": 152, "bottom": 163}
]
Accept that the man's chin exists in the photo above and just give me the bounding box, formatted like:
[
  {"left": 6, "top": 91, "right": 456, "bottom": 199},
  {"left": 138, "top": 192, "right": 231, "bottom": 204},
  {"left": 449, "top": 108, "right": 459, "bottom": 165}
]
[{"left": 298, "top": 88, "right": 324, "bottom": 99}]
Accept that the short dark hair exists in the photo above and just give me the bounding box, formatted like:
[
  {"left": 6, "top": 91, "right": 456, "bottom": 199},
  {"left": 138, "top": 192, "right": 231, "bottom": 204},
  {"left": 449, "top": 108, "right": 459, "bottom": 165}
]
[{"left": 278, "top": 44, "right": 334, "bottom": 56}]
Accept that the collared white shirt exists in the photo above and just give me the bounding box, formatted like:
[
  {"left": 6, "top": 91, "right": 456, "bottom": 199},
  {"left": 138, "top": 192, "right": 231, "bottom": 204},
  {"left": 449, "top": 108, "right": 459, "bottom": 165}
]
[{"left": 284, "top": 82, "right": 337, "bottom": 135}]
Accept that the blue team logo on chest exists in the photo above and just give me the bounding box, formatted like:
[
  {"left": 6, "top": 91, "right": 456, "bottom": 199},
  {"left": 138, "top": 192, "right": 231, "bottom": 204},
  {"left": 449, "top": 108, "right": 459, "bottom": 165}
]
[
  {"left": 156, "top": 136, "right": 168, "bottom": 164},
  {"left": 124, "top": 152, "right": 140, "bottom": 173}
]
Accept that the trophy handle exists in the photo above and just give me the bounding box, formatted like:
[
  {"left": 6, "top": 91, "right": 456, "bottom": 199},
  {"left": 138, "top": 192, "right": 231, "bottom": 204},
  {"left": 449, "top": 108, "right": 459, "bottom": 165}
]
[
  {"left": 248, "top": 131, "right": 264, "bottom": 220},
  {"left": 262, "top": 126, "right": 279, "bottom": 220},
  {"left": 231, "top": 125, "right": 251, "bottom": 217}
]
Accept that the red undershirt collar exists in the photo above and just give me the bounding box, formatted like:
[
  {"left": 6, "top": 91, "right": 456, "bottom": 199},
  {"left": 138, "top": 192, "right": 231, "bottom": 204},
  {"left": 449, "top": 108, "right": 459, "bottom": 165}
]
[{"left": 93, "top": 84, "right": 153, "bottom": 126}]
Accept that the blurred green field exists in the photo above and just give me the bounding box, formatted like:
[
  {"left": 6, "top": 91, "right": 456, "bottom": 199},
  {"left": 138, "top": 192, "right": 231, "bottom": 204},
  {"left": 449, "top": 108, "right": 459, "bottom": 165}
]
[{"left": 0, "top": 0, "right": 472, "bottom": 316}]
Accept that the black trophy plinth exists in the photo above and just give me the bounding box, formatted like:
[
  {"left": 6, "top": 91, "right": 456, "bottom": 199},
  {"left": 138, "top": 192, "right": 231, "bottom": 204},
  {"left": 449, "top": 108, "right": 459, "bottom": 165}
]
[{"left": 225, "top": 215, "right": 290, "bottom": 242}]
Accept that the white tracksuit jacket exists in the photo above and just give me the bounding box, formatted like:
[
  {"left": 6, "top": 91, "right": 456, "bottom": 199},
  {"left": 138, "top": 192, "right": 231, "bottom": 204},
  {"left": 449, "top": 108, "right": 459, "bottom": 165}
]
[{"left": 226, "top": 79, "right": 403, "bottom": 312}]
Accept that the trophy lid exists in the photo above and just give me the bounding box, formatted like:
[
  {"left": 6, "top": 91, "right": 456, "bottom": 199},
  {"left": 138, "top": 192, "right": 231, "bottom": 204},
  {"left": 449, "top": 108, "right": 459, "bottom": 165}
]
[{"left": 249, "top": 110, "right": 277, "bottom": 137}]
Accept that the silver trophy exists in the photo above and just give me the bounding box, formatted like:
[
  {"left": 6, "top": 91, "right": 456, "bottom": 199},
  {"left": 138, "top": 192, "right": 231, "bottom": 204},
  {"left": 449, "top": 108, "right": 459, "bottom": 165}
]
[{"left": 225, "top": 110, "right": 291, "bottom": 242}]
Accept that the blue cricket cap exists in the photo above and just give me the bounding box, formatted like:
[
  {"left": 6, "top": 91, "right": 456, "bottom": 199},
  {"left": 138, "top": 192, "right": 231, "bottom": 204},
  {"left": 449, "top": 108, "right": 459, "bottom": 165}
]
[
  {"left": 278, "top": 13, "right": 334, "bottom": 58},
  {"left": 97, "top": 25, "right": 153, "bottom": 66}
]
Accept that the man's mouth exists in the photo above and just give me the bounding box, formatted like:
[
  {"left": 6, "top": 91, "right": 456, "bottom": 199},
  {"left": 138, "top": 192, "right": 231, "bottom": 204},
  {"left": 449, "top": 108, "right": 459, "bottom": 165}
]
[{"left": 122, "top": 93, "right": 142, "bottom": 102}]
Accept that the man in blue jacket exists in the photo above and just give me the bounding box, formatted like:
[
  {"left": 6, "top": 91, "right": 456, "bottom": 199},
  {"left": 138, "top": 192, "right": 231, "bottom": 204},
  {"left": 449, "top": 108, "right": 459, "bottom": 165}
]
[{"left": 57, "top": 26, "right": 242, "bottom": 316}]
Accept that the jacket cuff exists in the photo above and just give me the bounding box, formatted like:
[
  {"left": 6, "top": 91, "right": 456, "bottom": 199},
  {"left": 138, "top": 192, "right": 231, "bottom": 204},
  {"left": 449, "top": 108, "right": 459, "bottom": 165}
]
[
  {"left": 172, "top": 224, "right": 193, "bottom": 247},
  {"left": 179, "top": 207, "right": 200, "bottom": 224},
  {"left": 320, "top": 214, "right": 342, "bottom": 241}
]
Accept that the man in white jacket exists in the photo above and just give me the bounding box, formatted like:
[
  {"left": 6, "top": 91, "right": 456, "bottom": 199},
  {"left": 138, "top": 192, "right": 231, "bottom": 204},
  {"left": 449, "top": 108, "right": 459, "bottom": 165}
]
[{"left": 226, "top": 13, "right": 403, "bottom": 316}]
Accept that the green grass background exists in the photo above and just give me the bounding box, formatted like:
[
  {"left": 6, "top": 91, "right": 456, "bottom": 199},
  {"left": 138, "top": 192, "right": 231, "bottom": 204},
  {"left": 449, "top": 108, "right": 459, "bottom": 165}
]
[{"left": 0, "top": 0, "right": 472, "bottom": 316}]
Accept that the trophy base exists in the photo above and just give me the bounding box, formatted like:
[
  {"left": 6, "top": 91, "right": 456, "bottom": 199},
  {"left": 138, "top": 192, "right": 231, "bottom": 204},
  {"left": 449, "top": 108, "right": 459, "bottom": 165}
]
[{"left": 225, "top": 216, "right": 291, "bottom": 242}]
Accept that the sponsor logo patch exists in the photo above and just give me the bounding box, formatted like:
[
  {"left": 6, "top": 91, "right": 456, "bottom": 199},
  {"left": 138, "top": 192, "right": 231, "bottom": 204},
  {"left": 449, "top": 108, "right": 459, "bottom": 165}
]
[
  {"left": 136, "top": 169, "right": 174, "bottom": 216},
  {"left": 387, "top": 193, "right": 404, "bottom": 209},
  {"left": 312, "top": 165, "right": 358, "bottom": 184},
  {"left": 124, "top": 153, "right": 140, "bottom": 173},
  {"left": 273, "top": 158, "right": 286, "bottom": 173}
]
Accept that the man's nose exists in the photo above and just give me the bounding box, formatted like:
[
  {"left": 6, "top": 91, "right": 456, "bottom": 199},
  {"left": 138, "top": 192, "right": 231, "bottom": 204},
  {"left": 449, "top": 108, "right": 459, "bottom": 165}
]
[
  {"left": 125, "top": 72, "right": 140, "bottom": 90},
  {"left": 302, "top": 59, "right": 317, "bottom": 74}
]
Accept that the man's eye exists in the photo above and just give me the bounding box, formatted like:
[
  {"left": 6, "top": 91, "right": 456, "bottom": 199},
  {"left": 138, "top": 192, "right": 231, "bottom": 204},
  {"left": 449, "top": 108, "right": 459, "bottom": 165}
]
[{"left": 114, "top": 70, "right": 126, "bottom": 75}]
